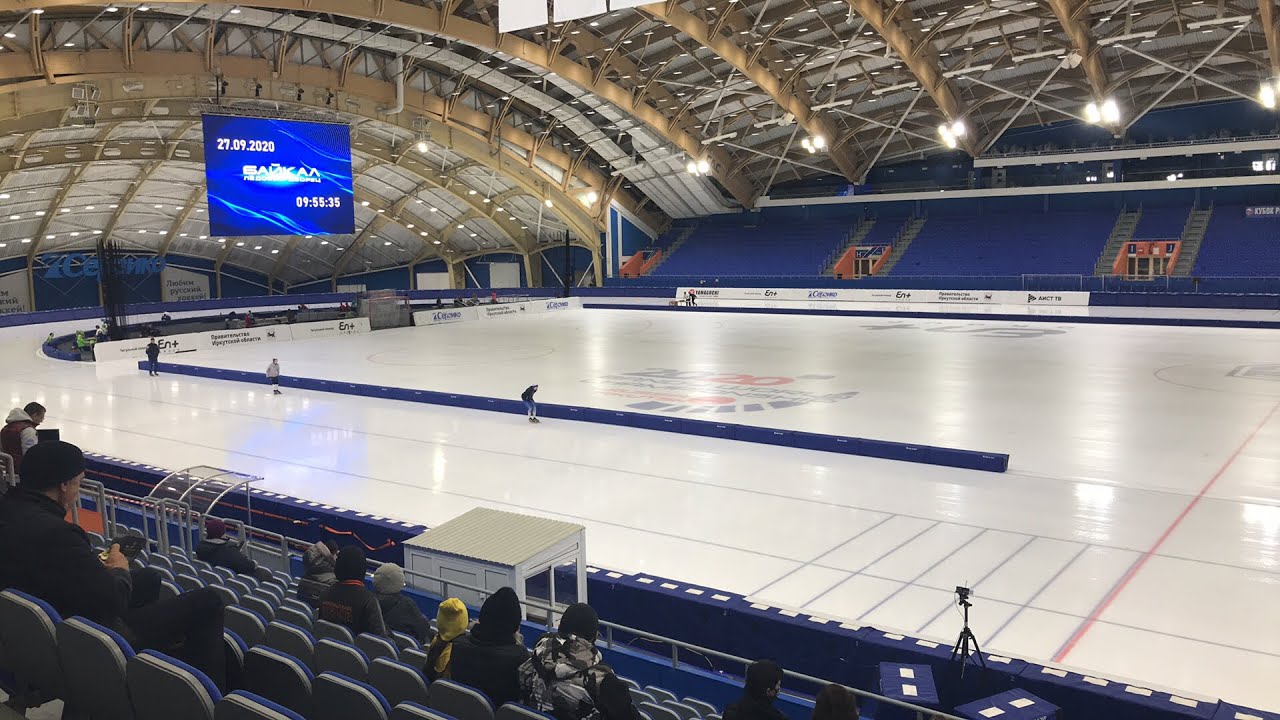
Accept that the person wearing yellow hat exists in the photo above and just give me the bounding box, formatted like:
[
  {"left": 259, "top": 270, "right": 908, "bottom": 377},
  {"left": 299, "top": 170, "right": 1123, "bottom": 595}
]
[{"left": 426, "top": 597, "right": 469, "bottom": 680}]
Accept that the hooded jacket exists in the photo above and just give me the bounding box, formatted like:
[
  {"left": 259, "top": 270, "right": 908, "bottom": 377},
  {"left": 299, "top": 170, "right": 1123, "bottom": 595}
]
[
  {"left": 195, "top": 537, "right": 258, "bottom": 576},
  {"left": 375, "top": 593, "right": 432, "bottom": 644},
  {"left": 451, "top": 588, "right": 530, "bottom": 707},
  {"left": 303, "top": 541, "right": 338, "bottom": 584},
  {"left": 518, "top": 633, "right": 616, "bottom": 720},
  {"left": 1, "top": 408, "right": 39, "bottom": 471}
]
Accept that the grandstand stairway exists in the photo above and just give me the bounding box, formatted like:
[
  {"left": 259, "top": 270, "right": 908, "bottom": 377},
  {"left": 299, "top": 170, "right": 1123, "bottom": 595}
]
[
  {"left": 823, "top": 217, "right": 873, "bottom": 276},
  {"left": 644, "top": 224, "right": 695, "bottom": 275},
  {"left": 1172, "top": 207, "right": 1213, "bottom": 276},
  {"left": 876, "top": 215, "right": 926, "bottom": 276},
  {"left": 1093, "top": 208, "right": 1141, "bottom": 276}
]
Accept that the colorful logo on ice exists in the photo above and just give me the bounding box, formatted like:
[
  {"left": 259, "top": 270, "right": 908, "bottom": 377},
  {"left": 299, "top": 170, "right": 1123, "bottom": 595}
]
[{"left": 583, "top": 368, "right": 858, "bottom": 415}]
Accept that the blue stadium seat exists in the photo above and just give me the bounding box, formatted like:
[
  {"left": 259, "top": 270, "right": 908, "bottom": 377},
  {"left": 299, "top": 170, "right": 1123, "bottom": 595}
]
[
  {"left": 496, "top": 703, "right": 557, "bottom": 720},
  {"left": 356, "top": 633, "right": 399, "bottom": 663},
  {"left": 213, "top": 585, "right": 241, "bottom": 608},
  {"left": 663, "top": 700, "right": 701, "bottom": 720},
  {"left": 177, "top": 573, "right": 206, "bottom": 593},
  {"left": 315, "top": 618, "right": 356, "bottom": 645},
  {"left": 264, "top": 621, "right": 317, "bottom": 669},
  {"left": 368, "top": 657, "right": 429, "bottom": 709},
  {"left": 160, "top": 580, "right": 183, "bottom": 601},
  {"left": 0, "top": 589, "right": 65, "bottom": 703},
  {"left": 56, "top": 616, "right": 135, "bottom": 720},
  {"left": 391, "top": 632, "right": 421, "bottom": 652},
  {"left": 216, "top": 690, "right": 308, "bottom": 720},
  {"left": 215, "top": 567, "right": 237, "bottom": 581},
  {"left": 312, "top": 672, "right": 392, "bottom": 720},
  {"left": 391, "top": 704, "right": 449, "bottom": 720},
  {"left": 428, "top": 680, "right": 496, "bottom": 720},
  {"left": 225, "top": 606, "right": 268, "bottom": 648},
  {"left": 630, "top": 689, "right": 656, "bottom": 707},
  {"left": 400, "top": 647, "right": 428, "bottom": 668},
  {"left": 200, "top": 569, "right": 224, "bottom": 587},
  {"left": 148, "top": 554, "right": 173, "bottom": 571},
  {"left": 242, "top": 594, "right": 277, "bottom": 622},
  {"left": 227, "top": 578, "right": 255, "bottom": 599},
  {"left": 277, "top": 605, "right": 315, "bottom": 633},
  {"left": 682, "top": 698, "right": 718, "bottom": 717},
  {"left": 224, "top": 630, "right": 249, "bottom": 688},
  {"left": 645, "top": 687, "right": 678, "bottom": 705},
  {"left": 641, "top": 702, "right": 680, "bottom": 720},
  {"left": 282, "top": 598, "right": 316, "bottom": 619},
  {"left": 316, "top": 638, "right": 371, "bottom": 681},
  {"left": 127, "top": 650, "right": 222, "bottom": 720},
  {"left": 244, "top": 646, "right": 314, "bottom": 717}
]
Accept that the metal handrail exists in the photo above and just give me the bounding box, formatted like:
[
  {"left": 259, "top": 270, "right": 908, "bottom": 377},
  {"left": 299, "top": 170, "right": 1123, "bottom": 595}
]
[{"left": 986, "top": 132, "right": 1280, "bottom": 160}]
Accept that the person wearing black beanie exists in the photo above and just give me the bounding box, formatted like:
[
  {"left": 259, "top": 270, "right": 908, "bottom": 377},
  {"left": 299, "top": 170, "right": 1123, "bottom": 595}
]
[
  {"left": 0, "top": 441, "right": 228, "bottom": 690},
  {"left": 452, "top": 587, "right": 531, "bottom": 706},
  {"left": 319, "top": 545, "right": 389, "bottom": 638},
  {"left": 519, "top": 601, "right": 631, "bottom": 720}
]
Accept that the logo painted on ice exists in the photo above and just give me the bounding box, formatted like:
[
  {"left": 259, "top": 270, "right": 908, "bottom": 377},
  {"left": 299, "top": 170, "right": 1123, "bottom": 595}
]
[
  {"left": 241, "top": 164, "right": 323, "bottom": 185},
  {"left": 584, "top": 368, "right": 857, "bottom": 416},
  {"left": 808, "top": 291, "right": 838, "bottom": 299}
]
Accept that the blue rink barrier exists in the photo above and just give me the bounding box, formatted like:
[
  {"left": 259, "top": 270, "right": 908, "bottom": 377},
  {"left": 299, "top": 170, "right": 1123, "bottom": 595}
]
[
  {"left": 140, "top": 360, "right": 1010, "bottom": 473},
  {"left": 584, "top": 302, "right": 1280, "bottom": 330},
  {"left": 80, "top": 452, "right": 1271, "bottom": 720}
]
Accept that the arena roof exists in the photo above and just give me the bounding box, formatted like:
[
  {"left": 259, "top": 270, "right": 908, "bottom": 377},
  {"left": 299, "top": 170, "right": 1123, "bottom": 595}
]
[{"left": 0, "top": 0, "right": 1271, "bottom": 284}]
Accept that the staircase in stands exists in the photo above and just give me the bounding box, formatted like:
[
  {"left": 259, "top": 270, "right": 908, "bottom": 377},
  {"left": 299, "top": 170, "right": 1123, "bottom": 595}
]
[
  {"left": 644, "top": 224, "right": 696, "bottom": 275},
  {"left": 1172, "top": 206, "right": 1213, "bottom": 276},
  {"left": 876, "top": 214, "right": 927, "bottom": 275},
  {"left": 823, "top": 217, "right": 874, "bottom": 276},
  {"left": 1093, "top": 208, "right": 1141, "bottom": 275}
]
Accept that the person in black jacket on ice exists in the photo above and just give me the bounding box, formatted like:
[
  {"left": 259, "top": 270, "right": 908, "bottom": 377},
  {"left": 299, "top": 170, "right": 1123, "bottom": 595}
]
[
  {"left": 522, "top": 385, "right": 539, "bottom": 423},
  {"left": 145, "top": 338, "right": 160, "bottom": 376}
]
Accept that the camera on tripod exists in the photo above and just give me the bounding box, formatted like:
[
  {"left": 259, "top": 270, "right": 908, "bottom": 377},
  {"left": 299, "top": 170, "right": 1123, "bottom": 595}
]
[
  {"left": 955, "top": 585, "right": 972, "bottom": 607},
  {"left": 951, "top": 585, "right": 984, "bottom": 676}
]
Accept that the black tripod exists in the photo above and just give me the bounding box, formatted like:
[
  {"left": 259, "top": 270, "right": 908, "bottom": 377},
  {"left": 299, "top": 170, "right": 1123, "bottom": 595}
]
[{"left": 950, "top": 587, "right": 986, "bottom": 678}]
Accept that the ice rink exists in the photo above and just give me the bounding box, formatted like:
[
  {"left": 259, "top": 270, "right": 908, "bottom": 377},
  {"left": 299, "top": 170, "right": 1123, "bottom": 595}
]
[{"left": 4, "top": 306, "right": 1280, "bottom": 710}]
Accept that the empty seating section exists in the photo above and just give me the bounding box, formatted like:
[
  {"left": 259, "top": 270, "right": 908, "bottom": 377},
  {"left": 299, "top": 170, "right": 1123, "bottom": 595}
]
[
  {"left": 1194, "top": 205, "right": 1280, "bottom": 276},
  {"left": 1132, "top": 206, "right": 1189, "bottom": 239},
  {"left": 890, "top": 209, "right": 1116, "bottom": 276},
  {"left": 860, "top": 213, "right": 912, "bottom": 246},
  {"left": 652, "top": 214, "right": 855, "bottom": 276},
  {"left": 0, "top": 530, "right": 735, "bottom": 720}
]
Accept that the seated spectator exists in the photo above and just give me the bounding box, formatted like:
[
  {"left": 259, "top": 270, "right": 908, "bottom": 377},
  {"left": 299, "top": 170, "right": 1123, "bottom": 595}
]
[
  {"left": 319, "top": 545, "right": 387, "bottom": 638},
  {"left": 811, "top": 684, "right": 858, "bottom": 720},
  {"left": 451, "top": 587, "right": 529, "bottom": 707},
  {"left": 195, "top": 517, "right": 268, "bottom": 579},
  {"left": 0, "top": 442, "right": 226, "bottom": 688},
  {"left": 597, "top": 674, "right": 644, "bottom": 720},
  {"left": 2, "top": 402, "right": 45, "bottom": 474},
  {"left": 372, "top": 562, "right": 432, "bottom": 644},
  {"left": 724, "top": 660, "right": 786, "bottom": 720},
  {"left": 519, "top": 602, "right": 627, "bottom": 720},
  {"left": 303, "top": 538, "right": 339, "bottom": 584},
  {"left": 161, "top": 312, "right": 172, "bottom": 323},
  {"left": 426, "top": 598, "right": 468, "bottom": 681}
]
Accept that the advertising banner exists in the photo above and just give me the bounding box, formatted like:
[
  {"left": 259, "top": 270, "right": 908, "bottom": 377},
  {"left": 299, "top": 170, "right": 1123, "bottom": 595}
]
[
  {"left": 160, "top": 267, "right": 211, "bottom": 303},
  {"left": 0, "top": 272, "right": 32, "bottom": 315},
  {"left": 675, "top": 287, "right": 1090, "bottom": 307},
  {"left": 413, "top": 307, "right": 477, "bottom": 326},
  {"left": 291, "top": 317, "right": 371, "bottom": 340},
  {"left": 1244, "top": 206, "right": 1280, "bottom": 218},
  {"left": 93, "top": 324, "right": 293, "bottom": 363},
  {"left": 479, "top": 303, "right": 522, "bottom": 320}
]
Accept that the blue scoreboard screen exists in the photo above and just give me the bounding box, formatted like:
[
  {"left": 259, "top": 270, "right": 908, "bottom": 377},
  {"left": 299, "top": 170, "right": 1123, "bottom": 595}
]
[{"left": 203, "top": 115, "right": 355, "bottom": 237}]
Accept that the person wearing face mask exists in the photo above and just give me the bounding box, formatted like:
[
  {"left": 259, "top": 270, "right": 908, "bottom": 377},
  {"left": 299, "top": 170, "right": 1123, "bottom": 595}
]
[{"left": 0, "top": 441, "right": 227, "bottom": 689}]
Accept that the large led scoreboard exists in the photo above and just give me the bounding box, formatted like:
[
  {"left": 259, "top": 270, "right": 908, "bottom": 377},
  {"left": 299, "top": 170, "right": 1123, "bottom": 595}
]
[{"left": 202, "top": 115, "right": 356, "bottom": 237}]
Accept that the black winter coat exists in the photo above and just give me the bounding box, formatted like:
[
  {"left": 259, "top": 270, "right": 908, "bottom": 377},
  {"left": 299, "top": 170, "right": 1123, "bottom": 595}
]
[
  {"left": 451, "top": 632, "right": 531, "bottom": 707},
  {"left": 0, "top": 488, "right": 133, "bottom": 626},
  {"left": 724, "top": 697, "right": 788, "bottom": 720},
  {"left": 320, "top": 581, "right": 388, "bottom": 638},
  {"left": 195, "top": 538, "right": 258, "bottom": 576},
  {"left": 375, "top": 592, "right": 432, "bottom": 644}
]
